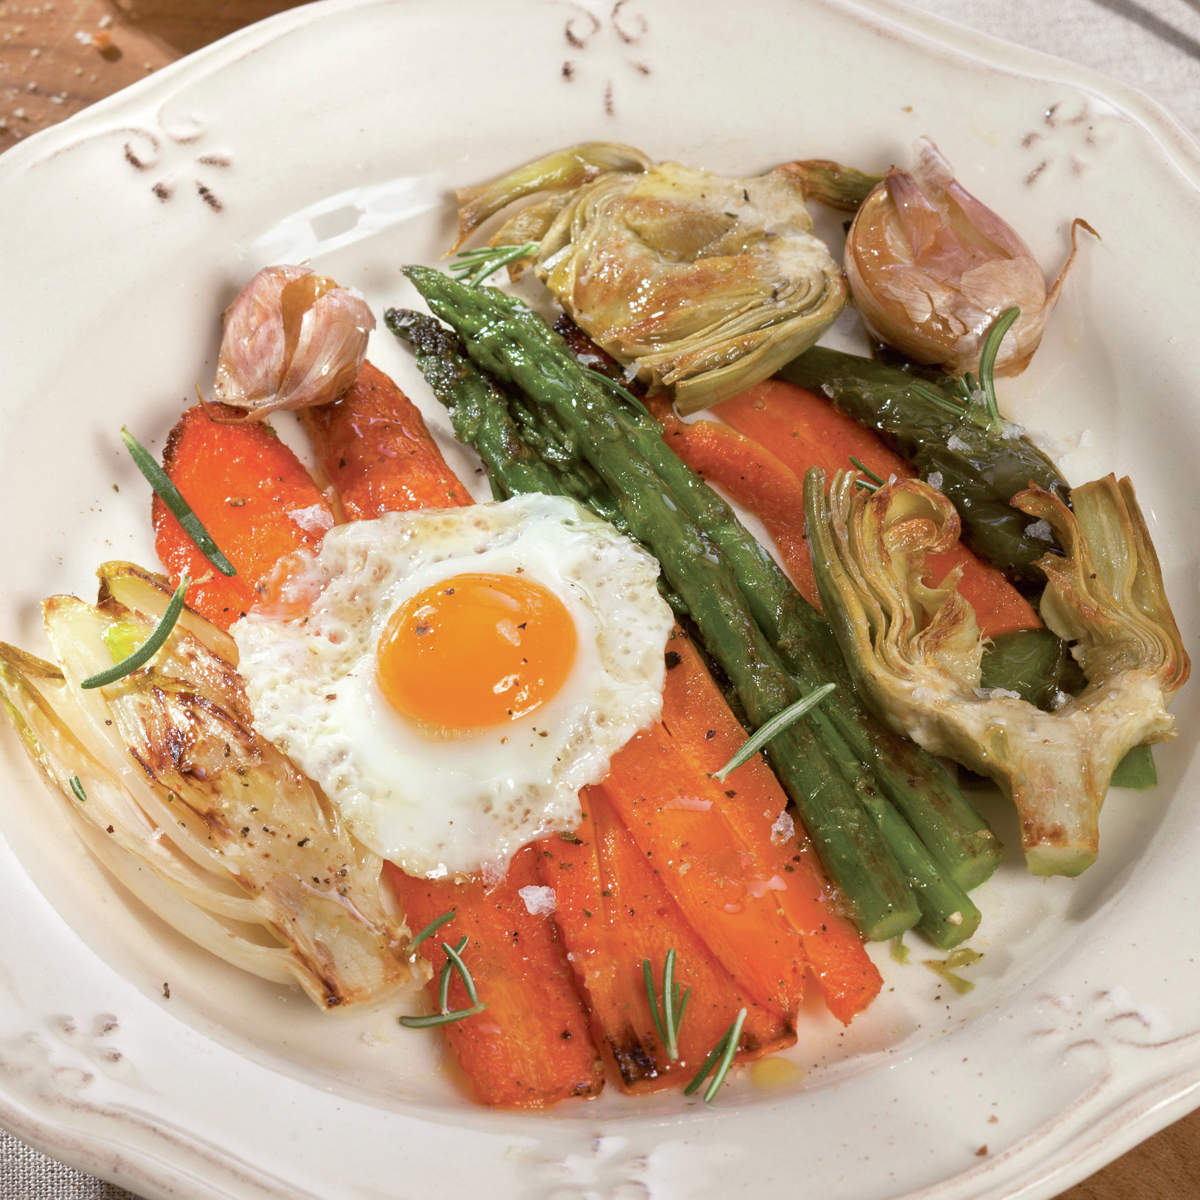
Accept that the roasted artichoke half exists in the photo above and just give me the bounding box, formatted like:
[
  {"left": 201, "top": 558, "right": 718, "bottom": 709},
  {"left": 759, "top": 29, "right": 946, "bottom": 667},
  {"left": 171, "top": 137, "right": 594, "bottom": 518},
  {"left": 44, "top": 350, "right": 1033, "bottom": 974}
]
[
  {"left": 0, "top": 562, "right": 423, "bottom": 1008},
  {"left": 454, "top": 142, "right": 847, "bottom": 413},
  {"left": 804, "top": 470, "right": 1189, "bottom": 877}
]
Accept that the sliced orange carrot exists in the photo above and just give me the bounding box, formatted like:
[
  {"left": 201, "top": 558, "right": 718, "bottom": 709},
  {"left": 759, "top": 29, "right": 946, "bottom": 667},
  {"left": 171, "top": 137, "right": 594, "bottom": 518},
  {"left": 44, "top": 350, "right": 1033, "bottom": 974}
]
[
  {"left": 649, "top": 396, "right": 819, "bottom": 604},
  {"left": 300, "top": 360, "right": 468, "bottom": 519},
  {"left": 153, "top": 371, "right": 605, "bottom": 1108},
  {"left": 153, "top": 403, "right": 333, "bottom": 630},
  {"left": 384, "top": 850, "right": 603, "bottom": 1108},
  {"left": 659, "top": 630, "right": 883, "bottom": 1025},
  {"left": 540, "top": 789, "right": 795, "bottom": 1093},
  {"left": 307, "top": 367, "right": 607, "bottom": 1107},
  {"left": 713, "top": 380, "right": 1040, "bottom": 637},
  {"left": 595, "top": 718, "right": 808, "bottom": 1019},
  {"left": 290, "top": 361, "right": 862, "bottom": 1093}
]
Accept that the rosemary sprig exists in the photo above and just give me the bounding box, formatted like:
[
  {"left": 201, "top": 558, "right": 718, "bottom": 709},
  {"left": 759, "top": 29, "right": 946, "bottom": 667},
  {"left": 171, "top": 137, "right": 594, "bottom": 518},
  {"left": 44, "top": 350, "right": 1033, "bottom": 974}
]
[
  {"left": 121, "top": 427, "right": 236, "bottom": 577},
  {"left": 684, "top": 1007, "right": 747, "bottom": 1102},
  {"left": 80, "top": 576, "right": 190, "bottom": 689},
  {"left": 450, "top": 241, "right": 540, "bottom": 289},
  {"left": 712, "top": 683, "right": 836, "bottom": 782},
  {"left": 69, "top": 775, "right": 87, "bottom": 803},
  {"left": 849, "top": 456, "right": 886, "bottom": 492},
  {"left": 399, "top": 933, "right": 488, "bottom": 1030},
  {"left": 642, "top": 948, "right": 690, "bottom": 1061},
  {"left": 408, "top": 908, "right": 455, "bottom": 953}
]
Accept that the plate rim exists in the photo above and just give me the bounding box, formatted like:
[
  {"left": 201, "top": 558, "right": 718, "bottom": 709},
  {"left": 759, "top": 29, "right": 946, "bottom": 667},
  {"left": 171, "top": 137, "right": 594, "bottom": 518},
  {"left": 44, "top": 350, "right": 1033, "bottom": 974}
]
[{"left": 1, "top": 1, "right": 1198, "bottom": 1197}]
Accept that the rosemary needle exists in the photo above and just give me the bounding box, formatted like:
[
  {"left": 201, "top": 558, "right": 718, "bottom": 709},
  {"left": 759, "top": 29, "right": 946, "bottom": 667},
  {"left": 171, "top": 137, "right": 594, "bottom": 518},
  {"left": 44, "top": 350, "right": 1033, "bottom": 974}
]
[
  {"left": 643, "top": 958, "right": 667, "bottom": 1044},
  {"left": 849, "top": 456, "right": 886, "bottom": 492},
  {"left": 948, "top": 307, "right": 1020, "bottom": 429},
  {"left": 583, "top": 367, "right": 654, "bottom": 420},
  {"left": 976, "top": 307, "right": 1020, "bottom": 426},
  {"left": 441, "top": 937, "right": 481, "bottom": 1008},
  {"left": 909, "top": 378, "right": 966, "bottom": 419},
  {"left": 437, "top": 935, "right": 470, "bottom": 1014},
  {"left": 712, "top": 684, "right": 836, "bottom": 781},
  {"left": 684, "top": 1008, "right": 747, "bottom": 1103},
  {"left": 408, "top": 909, "right": 456, "bottom": 953},
  {"left": 68, "top": 775, "right": 87, "bottom": 803},
  {"left": 80, "top": 576, "right": 190, "bottom": 689},
  {"left": 121, "top": 427, "right": 237, "bottom": 577},
  {"left": 397, "top": 1004, "right": 485, "bottom": 1030},
  {"left": 643, "top": 948, "right": 689, "bottom": 1062},
  {"left": 450, "top": 242, "right": 540, "bottom": 289}
]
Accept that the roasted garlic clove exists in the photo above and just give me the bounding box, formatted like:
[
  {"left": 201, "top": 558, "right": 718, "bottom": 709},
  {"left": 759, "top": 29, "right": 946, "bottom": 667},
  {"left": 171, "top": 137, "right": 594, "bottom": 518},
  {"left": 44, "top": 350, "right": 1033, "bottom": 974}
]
[
  {"left": 213, "top": 265, "right": 375, "bottom": 419},
  {"left": 844, "top": 138, "right": 1092, "bottom": 376}
]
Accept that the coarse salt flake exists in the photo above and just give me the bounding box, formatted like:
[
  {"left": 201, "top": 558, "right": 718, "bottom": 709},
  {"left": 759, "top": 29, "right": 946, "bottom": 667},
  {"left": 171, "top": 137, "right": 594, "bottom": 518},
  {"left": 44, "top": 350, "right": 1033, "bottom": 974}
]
[
  {"left": 769, "top": 809, "right": 795, "bottom": 845},
  {"left": 288, "top": 504, "right": 335, "bottom": 535},
  {"left": 517, "top": 885, "right": 557, "bottom": 916}
]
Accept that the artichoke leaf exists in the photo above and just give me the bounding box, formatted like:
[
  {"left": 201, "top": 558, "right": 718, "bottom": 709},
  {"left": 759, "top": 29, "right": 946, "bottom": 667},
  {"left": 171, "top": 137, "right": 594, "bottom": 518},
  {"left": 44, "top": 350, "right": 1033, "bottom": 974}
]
[
  {"left": 454, "top": 143, "right": 847, "bottom": 412},
  {"left": 805, "top": 470, "right": 1189, "bottom": 877},
  {"left": 454, "top": 141, "right": 651, "bottom": 247},
  {"left": 0, "top": 564, "right": 425, "bottom": 1009}
]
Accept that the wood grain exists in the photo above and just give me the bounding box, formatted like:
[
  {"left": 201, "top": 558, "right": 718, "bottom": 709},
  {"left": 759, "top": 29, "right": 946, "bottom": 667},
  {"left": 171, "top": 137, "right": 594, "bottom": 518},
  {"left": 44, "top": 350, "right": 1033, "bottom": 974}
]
[
  {"left": 0, "top": 0, "right": 300, "bottom": 154},
  {"left": 1, "top": 0, "right": 1198, "bottom": 1197}
]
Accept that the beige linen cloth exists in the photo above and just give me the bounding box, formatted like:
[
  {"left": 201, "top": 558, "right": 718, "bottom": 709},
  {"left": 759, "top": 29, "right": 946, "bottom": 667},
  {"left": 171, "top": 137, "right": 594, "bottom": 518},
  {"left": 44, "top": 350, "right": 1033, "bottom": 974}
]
[{"left": 2, "top": 0, "right": 1198, "bottom": 1197}]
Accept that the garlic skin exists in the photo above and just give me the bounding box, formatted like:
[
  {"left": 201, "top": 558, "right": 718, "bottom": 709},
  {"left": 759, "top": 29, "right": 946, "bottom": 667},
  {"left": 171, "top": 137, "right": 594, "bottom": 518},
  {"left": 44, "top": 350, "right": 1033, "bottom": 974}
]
[
  {"left": 845, "top": 139, "right": 1085, "bottom": 376},
  {"left": 213, "top": 265, "right": 375, "bottom": 419}
]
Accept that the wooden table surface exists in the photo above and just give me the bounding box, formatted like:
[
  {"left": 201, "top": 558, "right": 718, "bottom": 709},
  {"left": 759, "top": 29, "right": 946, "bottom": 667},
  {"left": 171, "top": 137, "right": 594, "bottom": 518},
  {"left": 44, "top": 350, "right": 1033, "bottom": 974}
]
[{"left": 2, "top": 2, "right": 1198, "bottom": 1197}]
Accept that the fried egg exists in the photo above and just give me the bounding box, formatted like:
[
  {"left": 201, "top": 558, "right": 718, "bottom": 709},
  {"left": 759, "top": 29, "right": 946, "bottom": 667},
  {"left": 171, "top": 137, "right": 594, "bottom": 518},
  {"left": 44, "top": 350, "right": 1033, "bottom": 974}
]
[{"left": 232, "top": 493, "right": 673, "bottom": 880}]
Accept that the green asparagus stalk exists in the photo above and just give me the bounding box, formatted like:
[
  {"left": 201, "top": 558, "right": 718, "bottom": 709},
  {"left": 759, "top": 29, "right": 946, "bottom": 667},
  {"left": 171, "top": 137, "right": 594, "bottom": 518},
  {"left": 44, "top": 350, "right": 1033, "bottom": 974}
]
[
  {"left": 401, "top": 269, "right": 988, "bottom": 943},
  {"left": 388, "top": 309, "right": 672, "bottom": 599},
  {"left": 398, "top": 281, "right": 1000, "bottom": 893},
  {"left": 777, "top": 346, "right": 1069, "bottom": 579},
  {"left": 396, "top": 282, "right": 919, "bottom": 939},
  {"left": 386, "top": 308, "right": 563, "bottom": 502}
]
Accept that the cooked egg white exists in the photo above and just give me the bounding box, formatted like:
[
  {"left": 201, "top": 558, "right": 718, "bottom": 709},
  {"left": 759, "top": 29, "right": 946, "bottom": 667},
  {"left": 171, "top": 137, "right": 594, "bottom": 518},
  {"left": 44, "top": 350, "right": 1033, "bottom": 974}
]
[{"left": 232, "top": 494, "right": 673, "bottom": 880}]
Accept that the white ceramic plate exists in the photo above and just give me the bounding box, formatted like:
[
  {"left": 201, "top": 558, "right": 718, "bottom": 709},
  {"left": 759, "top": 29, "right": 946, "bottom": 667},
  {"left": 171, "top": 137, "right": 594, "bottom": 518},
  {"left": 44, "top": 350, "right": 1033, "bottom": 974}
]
[{"left": 1, "top": 1, "right": 1198, "bottom": 1196}]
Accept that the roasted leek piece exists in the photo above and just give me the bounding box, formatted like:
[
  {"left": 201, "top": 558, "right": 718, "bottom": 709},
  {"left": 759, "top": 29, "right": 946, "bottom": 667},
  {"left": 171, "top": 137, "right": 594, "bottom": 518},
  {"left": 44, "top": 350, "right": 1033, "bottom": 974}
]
[
  {"left": 454, "top": 142, "right": 847, "bottom": 413},
  {"left": 804, "top": 471, "right": 1189, "bottom": 876},
  {"left": 0, "top": 562, "right": 423, "bottom": 1008}
]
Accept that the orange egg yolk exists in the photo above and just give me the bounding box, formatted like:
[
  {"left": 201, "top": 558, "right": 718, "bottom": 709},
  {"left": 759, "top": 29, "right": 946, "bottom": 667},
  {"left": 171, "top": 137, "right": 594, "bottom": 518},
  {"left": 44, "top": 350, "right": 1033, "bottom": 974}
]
[{"left": 376, "top": 572, "right": 578, "bottom": 733}]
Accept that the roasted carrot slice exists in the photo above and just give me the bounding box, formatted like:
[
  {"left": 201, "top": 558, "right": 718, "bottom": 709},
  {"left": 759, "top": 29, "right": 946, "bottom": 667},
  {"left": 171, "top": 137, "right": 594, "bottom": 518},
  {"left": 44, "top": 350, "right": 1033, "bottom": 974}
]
[
  {"left": 713, "top": 380, "right": 1040, "bottom": 637},
  {"left": 307, "top": 366, "right": 606, "bottom": 1106},
  {"left": 541, "top": 788, "right": 795, "bottom": 1093},
  {"left": 384, "top": 850, "right": 603, "bottom": 1108},
  {"left": 595, "top": 719, "right": 808, "bottom": 1018},
  {"left": 153, "top": 403, "right": 333, "bottom": 630},
  {"left": 154, "top": 370, "right": 604, "bottom": 1107},
  {"left": 300, "top": 360, "right": 468, "bottom": 519},
  {"left": 649, "top": 396, "right": 818, "bottom": 603},
  {"left": 659, "top": 630, "right": 883, "bottom": 1025}
]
